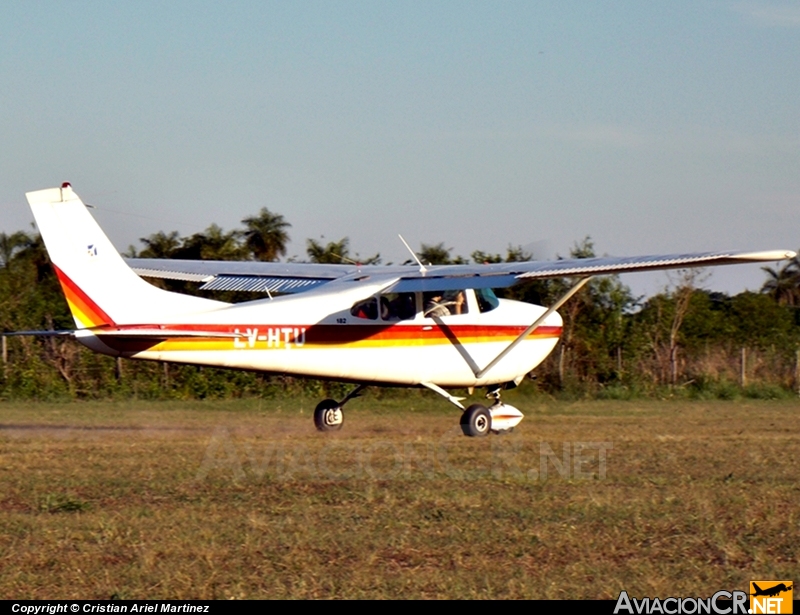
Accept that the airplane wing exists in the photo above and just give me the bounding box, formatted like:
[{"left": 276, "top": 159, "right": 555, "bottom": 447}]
[{"left": 127, "top": 249, "right": 795, "bottom": 294}]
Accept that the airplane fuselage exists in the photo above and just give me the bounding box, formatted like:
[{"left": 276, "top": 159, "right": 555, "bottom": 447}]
[{"left": 79, "top": 284, "right": 562, "bottom": 387}]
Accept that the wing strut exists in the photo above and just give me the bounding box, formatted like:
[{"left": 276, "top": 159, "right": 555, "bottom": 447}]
[
  {"left": 475, "top": 276, "right": 593, "bottom": 379},
  {"left": 421, "top": 381, "right": 466, "bottom": 410}
]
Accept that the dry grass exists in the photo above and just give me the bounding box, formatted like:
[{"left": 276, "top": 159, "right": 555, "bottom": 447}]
[{"left": 0, "top": 394, "right": 797, "bottom": 599}]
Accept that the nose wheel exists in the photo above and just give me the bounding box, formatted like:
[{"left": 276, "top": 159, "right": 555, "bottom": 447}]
[
  {"left": 459, "top": 386, "right": 524, "bottom": 436},
  {"left": 460, "top": 404, "right": 492, "bottom": 437}
]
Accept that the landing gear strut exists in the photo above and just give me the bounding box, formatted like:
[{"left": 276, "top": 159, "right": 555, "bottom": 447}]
[
  {"left": 484, "top": 386, "right": 522, "bottom": 435},
  {"left": 313, "top": 384, "right": 366, "bottom": 432}
]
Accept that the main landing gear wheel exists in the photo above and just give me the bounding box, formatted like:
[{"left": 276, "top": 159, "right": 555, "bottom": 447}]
[
  {"left": 314, "top": 399, "right": 343, "bottom": 432},
  {"left": 460, "top": 404, "right": 492, "bottom": 437}
]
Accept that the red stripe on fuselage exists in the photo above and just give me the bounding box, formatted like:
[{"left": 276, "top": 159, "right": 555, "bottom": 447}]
[{"left": 94, "top": 322, "right": 562, "bottom": 344}]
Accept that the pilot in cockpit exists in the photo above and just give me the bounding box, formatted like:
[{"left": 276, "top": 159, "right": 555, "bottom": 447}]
[{"left": 424, "top": 290, "right": 465, "bottom": 317}]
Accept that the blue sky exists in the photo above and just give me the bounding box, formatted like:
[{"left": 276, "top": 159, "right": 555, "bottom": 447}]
[{"left": 1, "top": 1, "right": 798, "bottom": 297}]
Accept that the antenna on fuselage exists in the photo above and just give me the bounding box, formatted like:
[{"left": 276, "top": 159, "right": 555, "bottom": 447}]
[{"left": 398, "top": 234, "right": 427, "bottom": 275}]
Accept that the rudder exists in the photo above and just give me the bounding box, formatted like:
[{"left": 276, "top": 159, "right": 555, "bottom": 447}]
[{"left": 26, "top": 184, "right": 225, "bottom": 328}]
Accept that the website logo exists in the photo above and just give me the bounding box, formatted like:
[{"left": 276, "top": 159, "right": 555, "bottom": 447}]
[
  {"left": 614, "top": 590, "right": 748, "bottom": 614},
  {"left": 750, "top": 581, "right": 793, "bottom": 614}
]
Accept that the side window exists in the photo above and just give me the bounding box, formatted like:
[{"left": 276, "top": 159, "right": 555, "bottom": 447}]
[
  {"left": 350, "top": 297, "right": 378, "bottom": 320},
  {"left": 380, "top": 292, "right": 417, "bottom": 321},
  {"left": 475, "top": 288, "right": 499, "bottom": 313},
  {"left": 423, "top": 290, "right": 468, "bottom": 317}
]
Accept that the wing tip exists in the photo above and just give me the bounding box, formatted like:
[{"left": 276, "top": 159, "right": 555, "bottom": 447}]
[{"left": 735, "top": 250, "right": 796, "bottom": 262}]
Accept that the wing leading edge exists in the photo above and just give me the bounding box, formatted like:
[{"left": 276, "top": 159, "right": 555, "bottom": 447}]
[{"left": 127, "top": 250, "right": 795, "bottom": 295}]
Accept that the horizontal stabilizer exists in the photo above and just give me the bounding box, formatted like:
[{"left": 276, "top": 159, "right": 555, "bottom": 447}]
[
  {"left": 1, "top": 330, "right": 75, "bottom": 337},
  {"left": 91, "top": 328, "right": 243, "bottom": 339},
  {"left": 2, "top": 329, "right": 243, "bottom": 339}
]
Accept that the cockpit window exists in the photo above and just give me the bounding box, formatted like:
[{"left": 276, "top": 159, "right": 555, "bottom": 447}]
[
  {"left": 475, "top": 288, "right": 499, "bottom": 313},
  {"left": 350, "top": 297, "right": 378, "bottom": 320},
  {"left": 423, "top": 290, "right": 468, "bottom": 317},
  {"left": 380, "top": 292, "right": 417, "bottom": 321}
]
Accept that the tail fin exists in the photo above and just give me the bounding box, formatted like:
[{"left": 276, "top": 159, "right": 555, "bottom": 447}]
[{"left": 26, "top": 184, "right": 225, "bottom": 328}]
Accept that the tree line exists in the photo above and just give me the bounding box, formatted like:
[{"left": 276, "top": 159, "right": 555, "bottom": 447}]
[{"left": 2, "top": 208, "right": 800, "bottom": 401}]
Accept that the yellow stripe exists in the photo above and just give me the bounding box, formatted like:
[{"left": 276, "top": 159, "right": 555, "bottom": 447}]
[
  {"left": 144, "top": 332, "right": 560, "bottom": 353},
  {"left": 66, "top": 298, "right": 96, "bottom": 329}
]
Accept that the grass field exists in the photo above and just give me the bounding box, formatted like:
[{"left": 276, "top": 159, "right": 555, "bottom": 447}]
[{"left": 1, "top": 392, "right": 797, "bottom": 599}]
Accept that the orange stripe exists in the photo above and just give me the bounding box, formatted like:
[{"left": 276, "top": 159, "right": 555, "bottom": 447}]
[
  {"left": 101, "top": 323, "right": 562, "bottom": 338},
  {"left": 98, "top": 324, "right": 562, "bottom": 353},
  {"left": 149, "top": 334, "right": 562, "bottom": 352},
  {"left": 52, "top": 265, "right": 115, "bottom": 327}
]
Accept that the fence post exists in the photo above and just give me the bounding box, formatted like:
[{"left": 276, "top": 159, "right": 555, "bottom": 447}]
[
  {"left": 795, "top": 349, "right": 800, "bottom": 397},
  {"left": 1, "top": 336, "right": 6, "bottom": 376},
  {"left": 740, "top": 347, "right": 746, "bottom": 387}
]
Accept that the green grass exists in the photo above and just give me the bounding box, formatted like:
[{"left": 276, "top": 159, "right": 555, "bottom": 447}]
[{"left": 0, "top": 395, "right": 798, "bottom": 599}]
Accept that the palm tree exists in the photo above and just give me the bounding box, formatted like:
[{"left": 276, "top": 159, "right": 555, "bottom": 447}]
[
  {"left": 241, "top": 208, "right": 291, "bottom": 262},
  {"left": 138, "top": 231, "right": 182, "bottom": 259},
  {"left": 418, "top": 242, "right": 452, "bottom": 265},
  {"left": 195, "top": 224, "right": 247, "bottom": 261},
  {"left": 12, "top": 232, "right": 50, "bottom": 281},
  {"left": 415, "top": 242, "right": 466, "bottom": 265},
  {"left": 761, "top": 254, "right": 800, "bottom": 306},
  {"left": 0, "top": 231, "right": 32, "bottom": 267},
  {"left": 306, "top": 237, "right": 350, "bottom": 264},
  {"left": 306, "top": 237, "right": 381, "bottom": 265}
]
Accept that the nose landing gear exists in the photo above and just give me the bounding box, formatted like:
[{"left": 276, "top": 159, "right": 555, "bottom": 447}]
[{"left": 458, "top": 386, "right": 525, "bottom": 437}]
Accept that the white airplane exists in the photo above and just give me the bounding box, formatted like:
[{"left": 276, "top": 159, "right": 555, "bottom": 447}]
[{"left": 16, "top": 183, "right": 796, "bottom": 436}]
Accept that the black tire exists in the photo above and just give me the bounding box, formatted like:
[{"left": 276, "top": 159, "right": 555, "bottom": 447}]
[
  {"left": 460, "top": 404, "right": 491, "bottom": 437},
  {"left": 314, "top": 399, "right": 344, "bottom": 432}
]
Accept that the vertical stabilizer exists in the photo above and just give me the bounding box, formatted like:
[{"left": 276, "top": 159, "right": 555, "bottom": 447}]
[{"left": 26, "top": 184, "right": 226, "bottom": 327}]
